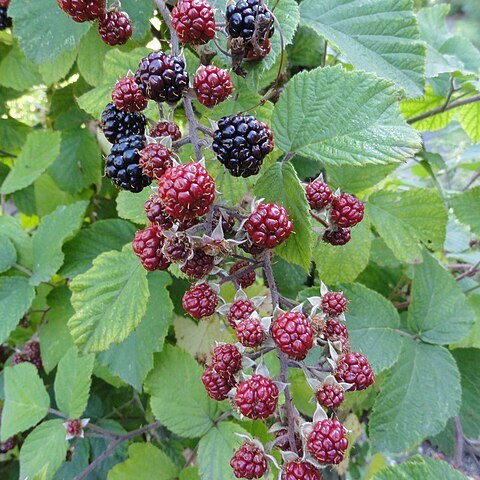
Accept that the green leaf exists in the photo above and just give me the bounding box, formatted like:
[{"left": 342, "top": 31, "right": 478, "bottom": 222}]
[
  {"left": 145, "top": 345, "right": 218, "bottom": 438},
  {"left": 452, "top": 349, "right": 480, "bottom": 439},
  {"left": 418, "top": 5, "right": 480, "bottom": 78},
  {"left": 54, "top": 347, "right": 94, "bottom": 418},
  {"left": 299, "top": 0, "right": 425, "bottom": 97},
  {"left": 458, "top": 101, "right": 480, "bottom": 143},
  {"left": 30, "top": 201, "right": 88, "bottom": 286},
  {"left": 314, "top": 215, "right": 371, "bottom": 284},
  {"left": 341, "top": 283, "right": 402, "bottom": 373},
  {"left": 48, "top": 128, "right": 101, "bottom": 194},
  {"left": 287, "top": 26, "right": 324, "bottom": 68},
  {"left": 453, "top": 295, "right": 480, "bottom": 349},
  {"left": 370, "top": 340, "right": 461, "bottom": 453},
  {"left": 97, "top": 272, "right": 173, "bottom": 390},
  {"left": 0, "top": 234, "right": 17, "bottom": 273},
  {"left": 108, "top": 443, "right": 178, "bottom": 480},
  {"left": 68, "top": 246, "right": 149, "bottom": 353},
  {"left": 366, "top": 189, "right": 447, "bottom": 263},
  {"left": 408, "top": 251, "right": 475, "bottom": 344},
  {"left": 38, "top": 48, "right": 78, "bottom": 87},
  {"left": 373, "top": 455, "right": 468, "bottom": 480},
  {"left": 400, "top": 86, "right": 455, "bottom": 131},
  {"left": 77, "top": 26, "right": 110, "bottom": 87},
  {"left": 0, "top": 216, "right": 32, "bottom": 268},
  {"left": 9, "top": 0, "right": 89, "bottom": 64},
  {"left": 60, "top": 219, "right": 137, "bottom": 278},
  {"left": 19, "top": 419, "right": 69, "bottom": 480},
  {"left": 198, "top": 422, "right": 250, "bottom": 480},
  {"left": 0, "top": 44, "right": 42, "bottom": 91},
  {"left": 450, "top": 186, "right": 480, "bottom": 235},
  {"left": 0, "top": 117, "right": 31, "bottom": 152},
  {"left": 272, "top": 66, "right": 422, "bottom": 166},
  {"left": 0, "top": 130, "right": 61, "bottom": 195},
  {"left": 116, "top": 189, "right": 151, "bottom": 225},
  {"left": 1, "top": 363, "right": 50, "bottom": 440},
  {"left": 0, "top": 276, "right": 36, "bottom": 344},
  {"left": 121, "top": 0, "right": 155, "bottom": 42},
  {"left": 254, "top": 162, "right": 313, "bottom": 270},
  {"left": 76, "top": 84, "right": 112, "bottom": 119},
  {"left": 39, "top": 287, "right": 75, "bottom": 373}
]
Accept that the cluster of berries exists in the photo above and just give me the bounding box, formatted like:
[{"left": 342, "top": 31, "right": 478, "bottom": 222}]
[
  {"left": 10, "top": 341, "right": 42, "bottom": 371},
  {"left": 200, "top": 285, "right": 374, "bottom": 478},
  {"left": 0, "top": 0, "right": 11, "bottom": 31},
  {"left": 57, "top": 0, "right": 132, "bottom": 46},
  {"left": 305, "top": 178, "right": 364, "bottom": 246}
]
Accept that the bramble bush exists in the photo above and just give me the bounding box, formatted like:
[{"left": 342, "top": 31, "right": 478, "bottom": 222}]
[{"left": 0, "top": 0, "right": 479, "bottom": 479}]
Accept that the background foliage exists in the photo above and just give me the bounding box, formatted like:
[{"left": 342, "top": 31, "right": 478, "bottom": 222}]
[{"left": 0, "top": 0, "right": 480, "bottom": 479}]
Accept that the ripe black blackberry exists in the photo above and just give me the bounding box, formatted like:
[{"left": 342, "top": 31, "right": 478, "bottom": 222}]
[
  {"left": 135, "top": 51, "right": 189, "bottom": 104},
  {"left": 212, "top": 115, "right": 274, "bottom": 177},
  {"left": 0, "top": 6, "right": 11, "bottom": 30},
  {"left": 104, "top": 135, "right": 152, "bottom": 193},
  {"left": 101, "top": 103, "right": 146, "bottom": 144},
  {"left": 226, "top": 0, "right": 274, "bottom": 41}
]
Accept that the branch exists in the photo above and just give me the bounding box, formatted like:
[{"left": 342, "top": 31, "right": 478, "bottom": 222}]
[
  {"left": 183, "top": 97, "right": 204, "bottom": 162},
  {"left": 407, "top": 94, "right": 480, "bottom": 125},
  {"left": 153, "top": 0, "right": 179, "bottom": 55},
  {"left": 454, "top": 416, "right": 465, "bottom": 468},
  {"left": 73, "top": 421, "right": 162, "bottom": 480},
  {"left": 456, "top": 260, "right": 480, "bottom": 281},
  {"left": 219, "top": 261, "right": 263, "bottom": 285}
]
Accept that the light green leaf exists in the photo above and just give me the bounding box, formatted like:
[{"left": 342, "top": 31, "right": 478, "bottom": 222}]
[
  {"left": 54, "top": 347, "right": 94, "bottom": 418},
  {"left": 418, "top": 5, "right": 480, "bottom": 78},
  {"left": 408, "top": 251, "right": 475, "bottom": 344},
  {"left": 108, "top": 443, "right": 178, "bottom": 480},
  {"left": 0, "top": 276, "right": 36, "bottom": 344},
  {"left": 452, "top": 349, "right": 480, "bottom": 440},
  {"left": 299, "top": 0, "right": 425, "bottom": 97},
  {"left": 0, "top": 117, "right": 31, "bottom": 152},
  {"left": 341, "top": 283, "right": 402, "bottom": 373},
  {"left": 400, "top": 86, "right": 455, "bottom": 131},
  {"left": 0, "top": 44, "right": 42, "bottom": 91},
  {"left": 366, "top": 189, "right": 447, "bottom": 263},
  {"left": 255, "top": 162, "right": 313, "bottom": 270},
  {"left": 145, "top": 345, "right": 218, "bottom": 438},
  {"left": 60, "top": 219, "right": 137, "bottom": 278},
  {"left": 77, "top": 26, "right": 110, "bottom": 87},
  {"left": 68, "top": 246, "right": 149, "bottom": 353},
  {"left": 0, "top": 234, "right": 17, "bottom": 273},
  {"left": 198, "top": 422, "right": 249, "bottom": 480},
  {"left": 314, "top": 215, "right": 371, "bottom": 284},
  {"left": 76, "top": 84, "right": 112, "bottom": 119},
  {"left": 20, "top": 420, "right": 69, "bottom": 480},
  {"left": 121, "top": 0, "right": 155, "bottom": 42},
  {"left": 39, "top": 287, "right": 75, "bottom": 373},
  {"left": 1, "top": 364, "right": 50, "bottom": 440},
  {"left": 0, "top": 130, "right": 61, "bottom": 195},
  {"left": 272, "top": 66, "right": 422, "bottom": 166},
  {"left": 116, "top": 189, "right": 151, "bottom": 225},
  {"left": 48, "top": 128, "right": 101, "bottom": 194},
  {"left": 458, "top": 101, "right": 480, "bottom": 143},
  {"left": 9, "top": 0, "right": 89, "bottom": 64},
  {"left": 450, "top": 186, "right": 480, "bottom": 236},
  {"left": 373, "top": 455, "right": 468, "bottom": 480},
  {"left": 30, "top": 201, "right": 88, "bottom": 286},
  {"left": 370, "top": 340, "right": 461, "bottom": 453},
  {"left": 98, "top": 272, "right": 173, "bottom": 390},
  {"left": 453, "top": 295, "right": 480, "bottom": 349},
  {"left": 38, "top": 48, "right": 78, "bottom": 86},
  {"left": 287, "top": 26, "right": 324, "bottom": 68}
]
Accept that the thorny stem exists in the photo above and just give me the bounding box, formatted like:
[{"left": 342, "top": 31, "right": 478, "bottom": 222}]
[
  {"left": 310, "top": 211, "right": 329, "bottom": 228},
  {"left": 456, "top": 260, "right": 480, "bottom": 281},
  {"left": 454, "top": 416, "right": 465, "bottom": 468},
  {"left": 407, "top": 94, "right": 480, "bottom": 124},
  {"left": 153, "top": 0, "right": 179, "bottom": 55},
  {"left": 219, "top": 261, "right": 264, "bottom": 284},
  {"left": 183, "top": 97, "right": 204, "bottom": 162}
]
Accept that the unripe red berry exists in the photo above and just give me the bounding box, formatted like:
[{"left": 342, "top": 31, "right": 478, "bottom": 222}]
[
  {"left": 236, "top": 317, "right": 264, "bottom": 348},
  {"left": 330, "top": 193, "right": 364, "bottom": 228},
  {"left": 229, "top": 260, "right": 256, "bottom": 288},
  {"left": 194, "top": 65, "right": 234, "bottom": 107},
  {"left": 112, "top": 77, "right": 148, "bottom": 112},
  {"left": 228, "top": 299, "right": 256, "bottom": 328},
  {"left": 57, "top": 0, "right": 104, "bottom": 22},
  {"left": 230, "top": 441, "right": 268, "bottom": 479},
  {"left": 66, "top": 419, "right": 83, "bottom": 437},
  {"left": 211, "top": 344, "right": 242, "bottom": 378},
  {"left": 0, "top": 436, "right": 16, "bottom": 454},
  {"left": 182, "top": 283, "right": 218, "bottom": 319},
  {"left": 138, "top": 144, "right": 174, "bottom": 181},
  {"left": 323, "top": 227, "right": 351, "bottom": 246},
  {"left": 98, "top": 10, "right": 132, "bottom": 46},
  {"left": 271, "top": 311, "right": 314, "bottom": 360},
  {"left": 324, "top": 318, "right": 348, "bottom": 340},
  {"left": 245, "top": 203, "right": 293, "bottom": 249},
  {"left": 150, "top": 121, "right": 182, "bottom": 141},
  {"left": 202, "top": 365, "right": 235, "bottom": 400},
  {"left": 315, "top": 383, "right": 345, "bottom": 410},
  {"left": 305, "top": 180, "right": 333, "bottom": 211},
  {"left": 307, "top": 419, "right": 348, "bottom": 465},
  {"left": 281, "top": 461, "right": 322, "bottom": 480},
  {"left": 172, "top": 0, "right": 216, "bottom": 45},
  {"left": 234, "top": 374, "right": 278, "bottom": 419},
  {"left": 321, "top": 292, "right": 348, "bottom": 317},
  {"left": 335, "top": 351, "right": 375, "bottom": 391},
  {"left": 132, "top": 225, "right": 171, "bottom": 271},
  {"left": 144, "top": 195, "right": 175, "bottom": 230},
  {"left": 158, "top": 162, "right": 215, "bottom": 221},
  {"left": 180, "top": 249, "right": 215, "bottom": 279},
  {"left": 244, "top": 39, "right": 271, "bottom": 62}
]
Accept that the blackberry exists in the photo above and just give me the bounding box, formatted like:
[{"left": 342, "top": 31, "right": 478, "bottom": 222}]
[
  {"left": 212, "top": 115, "right": 274, "bottom": 177},
  {"left": 101, "top": 103, "right": 146, "bottom": 144},
  {"left": 104, "top": 135, "right": 152, "bottom": 193},
  {"left": 0, "top": 6, "right": 11, "bottom": 30},
  {"left": 226, "top": 0, "right": 274, "bottom": 41},
  {"left": 135, "top": 51, "right": 189, "bottom": 104}
]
